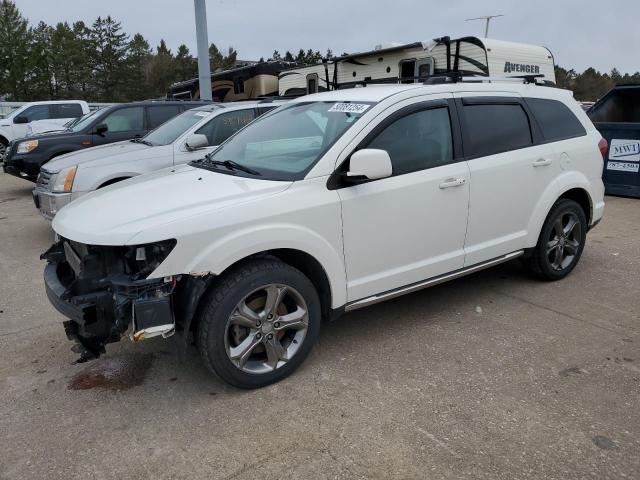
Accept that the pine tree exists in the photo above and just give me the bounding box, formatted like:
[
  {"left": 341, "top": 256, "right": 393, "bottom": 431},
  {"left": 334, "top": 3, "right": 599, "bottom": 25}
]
[
  {"left": 175, "top": 44, "right": 197, "bottom": 81},
  {"left": 0, "top": 0, "right": 31, "bottom": 99},
  {"left": 90, "top": 15, "right": 130, "bottom": 101},
  {"left": 125, "top": 33, "right": 151, "bottom": 100},
  {"left": 28, "top": 21, "right": 54, "bottom": 99},
  {"left": 145, "top": 39, "right": 176, "bottom": 97}
]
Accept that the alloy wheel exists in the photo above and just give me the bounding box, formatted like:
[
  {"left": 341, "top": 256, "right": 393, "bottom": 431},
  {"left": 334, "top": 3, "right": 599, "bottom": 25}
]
[
  {"left": 224, "top": 284, "right": 309, "bottom": 374},
  {"left": 546, "top": 211, "right": 582, "bottom": 271}
]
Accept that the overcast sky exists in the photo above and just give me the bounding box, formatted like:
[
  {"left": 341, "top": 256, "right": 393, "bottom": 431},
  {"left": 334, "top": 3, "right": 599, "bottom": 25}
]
[{"left": 14, "top": 0, "right": 640, "bottom": 74}]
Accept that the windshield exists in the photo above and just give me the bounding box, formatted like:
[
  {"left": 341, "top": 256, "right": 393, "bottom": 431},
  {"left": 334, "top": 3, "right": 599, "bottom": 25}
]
[
  {"left": 69, "top": 109, "right": 103, "bottom": 132},
  {"left": 203, "top": 101, "right": 373, "bottom": 180},
  {"left": 144, "top": 109, "right": 212, "bottom": 146}
]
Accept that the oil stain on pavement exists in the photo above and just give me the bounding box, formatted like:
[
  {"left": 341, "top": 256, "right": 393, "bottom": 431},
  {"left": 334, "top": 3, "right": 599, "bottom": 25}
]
[{"left": 67, "top": 353, "right": 154, "bottom": 391}]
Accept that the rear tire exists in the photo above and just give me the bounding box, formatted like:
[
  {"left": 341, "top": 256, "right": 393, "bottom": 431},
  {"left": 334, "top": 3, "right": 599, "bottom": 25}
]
[
  {"left": 526, "top": 199, "right": 587, "bottom": 281},
  {"left": 197, "top": 259, "right": 321, "bottom": 389}
]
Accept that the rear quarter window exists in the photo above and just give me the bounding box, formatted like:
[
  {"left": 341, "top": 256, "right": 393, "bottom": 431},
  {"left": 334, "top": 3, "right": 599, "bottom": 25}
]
[
  {"left": 526, "top": 98, "right": 586, "bottom": 141},
  {"left": 462, "top": 102, "right": 533, "bottom": 157}
]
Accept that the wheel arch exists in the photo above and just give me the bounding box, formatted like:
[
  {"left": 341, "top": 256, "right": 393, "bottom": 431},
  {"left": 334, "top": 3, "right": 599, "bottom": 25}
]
[
  {"left": 98, "top": 176, "right": 133, "bottom": 189},
  {"left": 526, "top": 173, "right": 594, "bottom": 247}
]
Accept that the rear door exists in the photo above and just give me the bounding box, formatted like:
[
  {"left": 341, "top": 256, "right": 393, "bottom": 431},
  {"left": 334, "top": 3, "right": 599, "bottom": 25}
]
[
  {"left": 455, "top": 93, "right": 557, "bottom": 266},
  {"left": 52, "top": 103, "right": 84, "bottom": 125},
  {"left": 146, "top": 105, "right": 182, "bottom": 131}
]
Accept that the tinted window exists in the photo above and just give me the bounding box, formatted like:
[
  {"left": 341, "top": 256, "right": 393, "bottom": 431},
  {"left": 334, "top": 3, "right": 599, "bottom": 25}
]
[
  {"left": 196, "top": 109, "right": 256, "bottom": 146},
  {"left": 367, "top": 107, "right": 453, "bottom": 176},
  {"left": 147, "top": 105, "right": 181, "bottom": 129},
  {"left": 53, "top": 103, "right": 83, "bottom": 119},
  {"left": 588, "top": 88, "right": 640, "bottom": 123},
  {"left": 527, "top": 98, "right": 586, "bottom": 141},
  {"left": 463, "top": 103, "right": 532, "bottom": 157},
  {"left": 17, "top": 105, "right": 51, "bottom": 122},
  {"left": 101, "top": 107, "right": 144, "bottom": 133}
]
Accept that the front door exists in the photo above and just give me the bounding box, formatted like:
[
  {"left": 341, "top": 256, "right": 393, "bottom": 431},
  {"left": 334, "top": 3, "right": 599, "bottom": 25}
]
[
  {"left": 92, "top": 106, "right": 146, "bottom": 146},
  {"left": 337, "top": 98, "right": 470, "bottom": 302}
]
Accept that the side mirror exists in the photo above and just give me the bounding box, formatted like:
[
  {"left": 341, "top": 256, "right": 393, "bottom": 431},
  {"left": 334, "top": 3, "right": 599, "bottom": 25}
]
[
  {"left": 94, "top": 123, "right": 108, "bottom": 136},
  {"left": 184, "top": 134, "right": 209, "bottom": 151},
  {"left": 14, "top": 115, "right": 28, "bottom": 124},
  {"left": 345, "top": 149, "right": 393, "bottom": 183}
]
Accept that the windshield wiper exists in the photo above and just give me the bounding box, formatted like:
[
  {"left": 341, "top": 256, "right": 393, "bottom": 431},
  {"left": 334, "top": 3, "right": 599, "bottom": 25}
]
[
  {"left": 201, "top": 154, "right": 261, "bottom": 176},
  {"left": 130, "top": 137, "right": 153, "bottom": 146}
]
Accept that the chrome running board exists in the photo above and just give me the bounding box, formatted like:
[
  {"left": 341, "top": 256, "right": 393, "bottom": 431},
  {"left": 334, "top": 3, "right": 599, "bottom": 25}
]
[{"left": 344, "top": 251, "right": 524, "bottom": 312}]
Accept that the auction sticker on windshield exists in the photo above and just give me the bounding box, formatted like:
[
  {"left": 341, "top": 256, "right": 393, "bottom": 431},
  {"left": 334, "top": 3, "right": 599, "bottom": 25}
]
[{"left": 328, "top": 103, "right": 371, "bottom": 114}]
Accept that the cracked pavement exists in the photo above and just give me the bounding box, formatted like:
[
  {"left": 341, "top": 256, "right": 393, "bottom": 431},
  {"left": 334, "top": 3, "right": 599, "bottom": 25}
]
[{"left": 0, "top": 172, "right": 639, "bottom": 479}]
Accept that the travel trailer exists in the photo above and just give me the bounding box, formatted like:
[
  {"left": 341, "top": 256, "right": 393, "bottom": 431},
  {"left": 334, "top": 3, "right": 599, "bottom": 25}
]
[
  {"left": 169, "top": 61, "right": 292, "bottom": 102},
  {"left": 278, "top": 36, "right": 556, "bottom": 96}
]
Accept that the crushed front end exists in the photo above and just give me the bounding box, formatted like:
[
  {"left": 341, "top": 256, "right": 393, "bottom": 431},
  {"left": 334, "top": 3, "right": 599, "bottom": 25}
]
[{"left": 42, "top": 238, "right": 178, "bottom": 362}]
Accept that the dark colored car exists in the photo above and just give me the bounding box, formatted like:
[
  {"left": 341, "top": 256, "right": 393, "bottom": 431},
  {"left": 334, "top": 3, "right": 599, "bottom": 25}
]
[
  {"left": 3, "top": 101, "right": 208, "bottom": 181},
  {"left": 587, "top": 85, "right": 640, "bottom": 197}
]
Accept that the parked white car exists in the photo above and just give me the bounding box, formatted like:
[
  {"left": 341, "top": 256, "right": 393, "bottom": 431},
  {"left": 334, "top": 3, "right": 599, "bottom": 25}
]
[
  {"left": 33, "top": 101, "right": 282, "bottom": 219},
  {"left": 43, "top": 80, "right": 605, "bottom": 388},
  {"left": 26, "top": 110, "right": 99, "bottom": 137},
  {"left": 0, "top": 100, "right": 89, "bottom": 160}
]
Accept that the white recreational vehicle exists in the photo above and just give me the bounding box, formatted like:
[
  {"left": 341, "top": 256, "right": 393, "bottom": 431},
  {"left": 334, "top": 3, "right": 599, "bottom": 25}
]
[{"left": 278, "top": 36, "right": 556, "bottom": 96}]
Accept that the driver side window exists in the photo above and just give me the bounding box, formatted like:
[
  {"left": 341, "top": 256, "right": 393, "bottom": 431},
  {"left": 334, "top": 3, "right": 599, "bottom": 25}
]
[
  {"left": 101, "top": 107, "right": 144, "bottom": 133},
  {"left": 366, "top": 107, "right": 453, "bottom": 176}
]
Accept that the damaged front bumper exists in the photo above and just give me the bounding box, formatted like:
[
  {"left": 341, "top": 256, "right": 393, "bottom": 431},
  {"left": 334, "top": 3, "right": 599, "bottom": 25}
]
[{"left": 42, "top": 239, "right": 179, "bottom": 361}]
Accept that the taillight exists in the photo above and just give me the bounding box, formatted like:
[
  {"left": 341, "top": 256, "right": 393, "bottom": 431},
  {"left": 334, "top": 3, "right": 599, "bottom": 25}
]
[{"left": 598, "top": 138, "right": 608, "bottom": 159}]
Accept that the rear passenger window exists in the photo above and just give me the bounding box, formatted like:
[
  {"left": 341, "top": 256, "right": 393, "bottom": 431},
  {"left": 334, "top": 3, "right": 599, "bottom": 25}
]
[
  {"left": 53, "top": 103, "right": 83, "bottom": 119},
  {"left": 526, "top": 98, "right": 586, "bottom": 141},
  {"left": 366, "top": 107, "right": 453, "bottom": 176},
  {"left": 463, "top": 103, "right": 532, "bottom": 157},
  {"left": 147, "top": 105, "right": 181, "bottom": 129}
]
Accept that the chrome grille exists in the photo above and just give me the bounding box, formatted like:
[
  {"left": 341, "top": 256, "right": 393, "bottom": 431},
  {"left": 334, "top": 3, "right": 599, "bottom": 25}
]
[{"left": 37, "top": 170, "right": 53, "bottom": 190}]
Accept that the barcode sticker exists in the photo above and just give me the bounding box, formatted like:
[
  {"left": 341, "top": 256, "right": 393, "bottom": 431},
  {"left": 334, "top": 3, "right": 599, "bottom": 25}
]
[{"left": 328, "top": 103, "right": 371, "bottom": 114}]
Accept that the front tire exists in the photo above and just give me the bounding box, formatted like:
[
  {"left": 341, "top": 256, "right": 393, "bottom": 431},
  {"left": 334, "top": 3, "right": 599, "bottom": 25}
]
[
  {"left": 197, "top": 259, "right": 321, "bottom": 389},
  {"left": 527, "top": 199, "right": 587, "bottom": 281}
]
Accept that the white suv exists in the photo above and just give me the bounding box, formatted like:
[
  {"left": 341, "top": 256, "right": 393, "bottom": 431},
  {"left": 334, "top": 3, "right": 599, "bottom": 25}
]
[
  {"left": 33, "top": 101, "right": 282, "bottom": 219},
  {"left": 42, "top": 81, "right": 605, "bottom": 388},
  {"left": 0, "top": 100, "right": 89, "bottom": 160}
]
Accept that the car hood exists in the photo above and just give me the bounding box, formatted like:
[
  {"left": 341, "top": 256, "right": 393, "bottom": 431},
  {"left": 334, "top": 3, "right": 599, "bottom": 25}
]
[
  {"left": 52, "top": 164, "right": 292, "bottom": 245},
  {"left": 44, "top": 141, "right": 156, "bottom": 172}
]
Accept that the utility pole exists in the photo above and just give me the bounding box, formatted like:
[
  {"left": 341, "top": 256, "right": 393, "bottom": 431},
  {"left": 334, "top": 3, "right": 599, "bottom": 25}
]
[
  {"left": 194, "top": 0, "right": 212, "bottom": 101},
  {"left": 465, "top": 14, "right": 504, "bottom": 38}
]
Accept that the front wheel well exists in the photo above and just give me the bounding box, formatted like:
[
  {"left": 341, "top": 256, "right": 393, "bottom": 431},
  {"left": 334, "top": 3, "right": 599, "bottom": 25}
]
[
  {"left": 0, "top": 135, "right": 8, "bottom": 146},
  {"left": 186, "top": 249, "right": 333, "bottom": 336},
  {"left": 558, "top": 188, "right": 592, "bottom": 225},
  {"left": 98, "top": 177, "right": 131, "bottom": 189}
]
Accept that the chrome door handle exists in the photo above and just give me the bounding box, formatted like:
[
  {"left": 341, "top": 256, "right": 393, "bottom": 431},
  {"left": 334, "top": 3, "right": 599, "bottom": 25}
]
[
  {"left": 439, "top": 178, "right": 466, "bottom": 189},
  {"left": 533, "top": 158, "right": 552, "bottom": 167}
]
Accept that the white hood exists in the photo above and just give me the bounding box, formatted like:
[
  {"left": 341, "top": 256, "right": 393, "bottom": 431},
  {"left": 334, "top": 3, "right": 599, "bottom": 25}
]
[
  {"left": 52, "top": 164, "right": 291, "bottom": 245},
  {"left": 43, "top": 141, "right": 152, "bottom": 172}
]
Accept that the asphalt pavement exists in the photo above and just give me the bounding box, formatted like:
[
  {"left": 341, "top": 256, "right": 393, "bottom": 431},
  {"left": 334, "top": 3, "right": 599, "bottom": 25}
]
[{"left": 0, "top": 171, "right": 638, "bottom": 479}]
